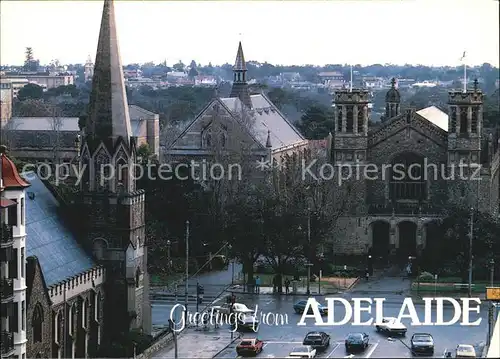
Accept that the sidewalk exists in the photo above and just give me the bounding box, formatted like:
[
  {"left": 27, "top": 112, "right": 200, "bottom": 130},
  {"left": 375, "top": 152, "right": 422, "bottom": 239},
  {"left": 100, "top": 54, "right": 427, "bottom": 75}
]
[
  {"left": 151, "top": 327, "right": 238, "bottom": 359},
  {"left": 227, "top": 279, "right": 360, "bottom": 296}
]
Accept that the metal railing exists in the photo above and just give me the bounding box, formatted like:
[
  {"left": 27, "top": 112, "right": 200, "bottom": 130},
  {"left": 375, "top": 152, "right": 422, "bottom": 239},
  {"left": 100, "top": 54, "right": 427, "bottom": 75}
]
[
  {"left": 0, "top": 331, "right": 14, "bottom": 355},
  {"left": 368, "top": 203, "right": 442, "bottom": 216},
  {"left": 0, "top": 279, "right": 14, "bottom": 301}
]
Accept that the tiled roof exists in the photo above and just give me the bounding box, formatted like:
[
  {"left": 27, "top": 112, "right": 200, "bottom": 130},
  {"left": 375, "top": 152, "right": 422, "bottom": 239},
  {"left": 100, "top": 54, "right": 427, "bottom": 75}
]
[
  {"left": 21, "top": 172, "right": 95, "bottom": 286},
  {"left": 416, "top": 106, "right": 449, "bottom": 132},
  {"left": 220, "top": 94, "right": 305, "bottom": 150}
]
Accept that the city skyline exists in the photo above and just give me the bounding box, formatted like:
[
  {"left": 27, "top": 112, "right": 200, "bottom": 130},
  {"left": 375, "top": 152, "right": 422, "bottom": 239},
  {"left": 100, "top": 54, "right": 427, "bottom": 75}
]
[{"left": 1, "top": 0, "right": 499, "bottom": 67}]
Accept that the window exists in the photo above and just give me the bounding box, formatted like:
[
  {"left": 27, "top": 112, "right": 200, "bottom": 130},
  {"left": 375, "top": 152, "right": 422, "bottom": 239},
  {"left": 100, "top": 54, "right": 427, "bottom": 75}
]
[
  {"left": 82, "top": 299, "right": 88, "bottom": 329},
  {"left": 337, "top": 107, "right": 343, "bottom": 132},
  {"left": 22, "top": 301, "right": 25, "bottom": 330},
  {"left": 96, "top": 292, "right": 102, "bottom": 321},
  {"left": 21, "top": 248, "right": 24, "bottom": 278},
  {"left": 9, "top": 302, "right": 18, "bottom": 332},
  {"left": 220, "top": 133, "right": 227, "bottom": 148},
  {"left": 460, "top": 107, "right": 468, "bottom": 134},
  {"left": 68, "top": 305, "right": 73, "bottom": 335},
  {"left": 346, "top": 106, "right": 354, "bottom": 132},
  {"left": 21, "top": 198, "right": 24, "bottom": 225},
  {"left": 471, "top": 107, "right": 478, "bottom": 133},
  {"left": 135, "top": 268, "right": 141, "bottom": 288},
  {"left": 9, "top": 248, "right": 18, "bottom": 279},
  {"left": 357, "top": 106, "right": 364, "bottom": 133},
  {"left": 32, "top": 303, "right": 43, "bottom": 343},
  {"left": 7, "top": 201, "right": 17, "bottom": 226},
  {"left": 117, "top": 159, "right": 128, "bottom": 192}
]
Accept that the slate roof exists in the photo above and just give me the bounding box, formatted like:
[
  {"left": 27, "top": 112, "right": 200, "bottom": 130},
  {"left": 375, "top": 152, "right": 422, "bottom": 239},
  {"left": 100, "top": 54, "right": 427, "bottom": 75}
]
[
  {"left": 416, "top": 106, "right": 449, "bottom": 132},
  {"left": 220, "top": 94, "right": 305, "bottom": 151},
  {"left": 21, "top": 171, "right": 95, "bottom": 287}
]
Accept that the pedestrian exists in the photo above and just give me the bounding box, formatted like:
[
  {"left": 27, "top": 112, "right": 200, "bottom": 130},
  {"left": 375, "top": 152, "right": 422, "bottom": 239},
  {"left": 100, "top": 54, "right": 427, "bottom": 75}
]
[
  {"left": 365, "top": 268, "right": 369, "bottom": 281},
  {"left": 255, "top": 276, "right": 261, "bottom": 294},
  {"left": 285, "top": 278, "right": 290, "bottom": 294},
  {"left": 231, "top": 292, "right": 236, "bottom": 305}
]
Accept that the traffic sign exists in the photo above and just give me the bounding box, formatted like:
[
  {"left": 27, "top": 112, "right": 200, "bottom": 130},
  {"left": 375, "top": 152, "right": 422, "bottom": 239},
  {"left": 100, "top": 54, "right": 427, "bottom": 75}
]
[{"left": 486, "top": 287, "right": 500, "bottom": 300}]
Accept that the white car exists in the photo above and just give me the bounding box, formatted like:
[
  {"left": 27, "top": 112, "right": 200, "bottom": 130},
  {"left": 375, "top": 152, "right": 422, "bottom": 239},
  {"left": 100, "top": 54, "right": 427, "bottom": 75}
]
[
  {"left": 211, "top": 303, "right": 254, "bottom": 315},
  {"left": 288, "top": 345, "right": 317, "bottom": 358},
  {"left": 456, "top": 344, "right": 476, "bottom": 358},
  {"left": 374, "top": 317, "right": 407, "bottom": 336}
]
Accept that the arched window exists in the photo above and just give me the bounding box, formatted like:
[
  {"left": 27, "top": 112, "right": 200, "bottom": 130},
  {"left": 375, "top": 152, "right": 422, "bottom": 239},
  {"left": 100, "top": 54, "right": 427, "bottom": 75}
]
[
  {"left": 346, "top": 106, "right": 354, "bottom": 133},
  {"left": 94, "top": 150, "right": 110, "bottom": 192},
  {"left": 96, "top": 292, "right": 102, "bottom": 321},
  {"left": 203, "top": 130, "right": 212, "bottom": 148},
  {"left": 471, "top": 107, "right": 478, "bottom": 133},
  {"left": 220, "top": 133, "right": 227, "bottom": 148},
  {"left": 81, "top": 156, "right": 90, "bottom": 191},
  {"left": 389, "top": 152, "right": 427, "bottom": 201},
  {"left": 116, "top": 158, "right": 128, "bottom": 193},
  {"left": 32, "top": 303, "right": 43, "bottom": 343},
  {"left": 337, "top": 107, "right": 343, "bottom": 132},
  {"left": 459, "top": 107, "right": 468, "bottom": 134},
  {"left": 450, "top": 107, "right": 457, "bottom": 133},
  {"left": 357, "top": 106, "right": 364, "bottom": 133},
  {"left": 93, "top": 238, "right": 107, "bottom": 260},
  {"left": 135, "top": 268, "right": 141, "bottom": 288}
]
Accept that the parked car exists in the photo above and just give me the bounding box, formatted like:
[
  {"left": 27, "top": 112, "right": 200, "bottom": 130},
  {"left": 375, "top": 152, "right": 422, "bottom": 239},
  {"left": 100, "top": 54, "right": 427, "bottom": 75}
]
[
  {"left": 455, "top": 344, "right": 476, "bottom": 358},
  {"left": 303, "top": 331, "right": 330, "bottom": 351},
  {"left": 293, "top": 300, "right": 328, "bottom": 315},
  {"left": 410, "top": 333, "right": 434, "bottom": 355},
  {"left": 235, "top": 314, "right": 260, "bottom": 332},
  {"left": 236, "top": 338, "right": 264, "bottom": 356},
  {"left": 212, "top": 303, "right": 254, "bottom": 315},
  {"left": 374, "top": 317, "right": 407, "bottom": 336},
  {"left": 345, "top": 333, "right": 369, "bottom": 352},
  {"left": 288, "top": 345, "right": 317, "bottom": 358}
]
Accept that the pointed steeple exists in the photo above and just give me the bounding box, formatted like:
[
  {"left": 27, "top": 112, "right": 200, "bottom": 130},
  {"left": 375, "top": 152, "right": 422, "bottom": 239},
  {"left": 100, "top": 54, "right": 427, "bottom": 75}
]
[
  {"left": 86, "top": 0, "right": 132, "bottom": 146},
  {"left": 229, "top": 41, "right": 252, "bottom": 109},
  {"left": 266, "top": 130, "right": 272, "bottom": 148}
]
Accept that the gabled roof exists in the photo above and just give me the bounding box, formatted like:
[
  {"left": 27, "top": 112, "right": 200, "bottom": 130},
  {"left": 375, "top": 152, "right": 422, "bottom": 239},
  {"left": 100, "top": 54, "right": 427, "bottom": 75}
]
[
  {"left": 221, "top": 93, "right": 305, "bottom": 151},
  {"left": 416, "top": 106, "right": 448, "bottom": 132},
  {"left": 128, "top": 104, "right": 158, "bottom": 119},
  {"left": 21, "top": 172, "right": 95, "bottom": 287}
]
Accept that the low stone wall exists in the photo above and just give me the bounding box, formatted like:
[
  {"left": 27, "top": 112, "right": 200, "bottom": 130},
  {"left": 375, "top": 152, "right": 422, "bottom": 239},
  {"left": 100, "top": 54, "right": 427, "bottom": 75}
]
[{"left": 136, "top": 330, "right": 175, "bottom": 359}]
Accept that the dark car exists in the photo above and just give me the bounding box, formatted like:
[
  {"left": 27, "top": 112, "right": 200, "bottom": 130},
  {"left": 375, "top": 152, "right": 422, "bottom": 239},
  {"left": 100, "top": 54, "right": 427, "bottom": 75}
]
[
  {"left": 293, "top": 300, "right": 328, "bottom": 315},
  {"left": 345, "top": 333, "right": 369, "bottom": 352},
  {"left": 303, "top": 331, "right": 330, "bottom": 351},
  {"left": 411, "top": 333, "right": 434, "bottom": 355},
  {"left": 236, "top": 338, "right": 264, "bottom": 356}
]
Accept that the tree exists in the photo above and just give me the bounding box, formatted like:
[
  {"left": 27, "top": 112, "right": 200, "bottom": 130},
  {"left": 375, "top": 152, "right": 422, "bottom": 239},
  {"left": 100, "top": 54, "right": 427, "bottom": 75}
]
[
  {"left": 172, "top": 61, "right": 185, "bottom": 72},
  {"left": 17, "top": 83, "right": 44, "bottom": 101},
  {"left": 13, "top": 98, "right": 58, "bottom": 117},
  {"left": 136, "top": 143, "right": 153, "bottom": 163},
  {"left": 46, "top": 105, "right": 64, "bottom": 165},
  {"left": 188, "top": 67, "right": 199, "bottom": 79},
  {"left": 296, "top": 105, "right": 333, "bottom": 139}
]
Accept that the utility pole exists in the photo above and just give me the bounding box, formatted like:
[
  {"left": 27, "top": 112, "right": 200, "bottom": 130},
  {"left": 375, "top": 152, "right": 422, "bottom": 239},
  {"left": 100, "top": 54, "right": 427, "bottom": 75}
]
[
  {"left": 468, "top": 207, "right": 473, "bottom": 298},
  {"left": 487, "top": 259, "right": 495, "bottom": 346},
  {"left": 169, "top": 319, "right": 178, "bottom": 359},
  {"left": 185, "top": 220, "right": 190, "bottom": 323},
  {"left": 306, "top": 208, "right": 311, "bottom": 296}
]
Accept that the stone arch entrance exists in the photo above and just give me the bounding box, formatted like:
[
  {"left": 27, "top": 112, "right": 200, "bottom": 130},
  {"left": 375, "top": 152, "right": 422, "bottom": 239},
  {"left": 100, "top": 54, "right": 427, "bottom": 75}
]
[
  {"left": 371, "top": 221, "right": 390, "bottom": 263},
  {"left": 398, "top": 221, "right": 417, "bottom": 258}
]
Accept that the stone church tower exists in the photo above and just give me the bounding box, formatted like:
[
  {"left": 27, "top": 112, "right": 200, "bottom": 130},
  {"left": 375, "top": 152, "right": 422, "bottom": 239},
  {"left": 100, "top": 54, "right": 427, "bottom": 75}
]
[{"left": 76, "top": 0, "right": 151, "bottom": 341}]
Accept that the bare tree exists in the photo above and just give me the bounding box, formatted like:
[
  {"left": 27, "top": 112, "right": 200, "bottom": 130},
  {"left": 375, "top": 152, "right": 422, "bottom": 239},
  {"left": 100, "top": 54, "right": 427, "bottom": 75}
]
[{"left": 46, "top": 105, "right": 64, "bottom": 165}]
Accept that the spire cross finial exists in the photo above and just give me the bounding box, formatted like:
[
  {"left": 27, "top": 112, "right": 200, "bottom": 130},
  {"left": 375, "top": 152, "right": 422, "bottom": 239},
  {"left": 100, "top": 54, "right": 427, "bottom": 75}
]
[{"left": 391, "top": 78, "right": 396, "bottom": 88}]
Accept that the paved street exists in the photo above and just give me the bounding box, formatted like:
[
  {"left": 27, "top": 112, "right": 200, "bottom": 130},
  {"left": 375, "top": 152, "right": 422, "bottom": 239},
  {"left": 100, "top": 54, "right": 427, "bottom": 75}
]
[{"left": 212, "top": 293, "right": 487, "bottom": 358}]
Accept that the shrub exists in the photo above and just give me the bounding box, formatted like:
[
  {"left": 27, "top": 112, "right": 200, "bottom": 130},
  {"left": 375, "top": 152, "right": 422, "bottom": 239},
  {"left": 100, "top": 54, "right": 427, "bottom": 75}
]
[{"left": 417, "top": 272, "right": 435, "bottom": 282}]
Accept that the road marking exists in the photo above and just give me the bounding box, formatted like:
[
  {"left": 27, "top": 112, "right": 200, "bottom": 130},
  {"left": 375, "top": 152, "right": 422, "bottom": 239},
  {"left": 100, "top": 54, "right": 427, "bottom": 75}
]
[
  {"left": 344, "top": 355, "right": 354, "bottom": 358},
  {"left": 365, "top": 342, "right": 379, "bottom": 358},
  {"left": 263, "top": 343, "right": 269, "bottom": 348},
  {"left": 326, "top": 343, "right": 340, "bottom": 358},
  {"left": 264, "top": 341, "right": 303, "bottom": 344}
]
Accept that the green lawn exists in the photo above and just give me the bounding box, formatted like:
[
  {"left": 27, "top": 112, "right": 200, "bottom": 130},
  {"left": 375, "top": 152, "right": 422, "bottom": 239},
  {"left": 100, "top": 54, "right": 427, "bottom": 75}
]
[
  {"left": 150, "top": 273, "right": 183, "bottom": 287},
  {"left": 236, "top": 273, "right": 357, "bottom": 290},
  {"left": 411, "top": 279, "right": 500, "bottom": 293}
]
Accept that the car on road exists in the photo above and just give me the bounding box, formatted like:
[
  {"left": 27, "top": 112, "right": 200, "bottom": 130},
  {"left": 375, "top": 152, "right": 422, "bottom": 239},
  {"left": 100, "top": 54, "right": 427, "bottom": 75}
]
[
  {"left": 410, "top": 333, "right": 434, "bottom": 355},
  {"left": 235, "top": 314, "right": 260, "bottom": 332},
  {"left": 455, "top": 344, "right": 476, "bottom": 358},
  {"left": 236, "top": 338, "right": 264, "bottom": 356},
  {"left": 212, "top": 303, "right": 254, "bottom": 315},
  {"left": 302, "top": 331, "right": 330, "bottom": 351},
  {"left": 293, "top": 300, "right": 328, "bottom": 315},
  {"left": 374, "top": 317, "right": 407, "bottom": 336},
  {"left": 288, "top": 345, "right": 317, "bottom": 358},
  {"left": 345, "top": 332, "right": 369, "bottom": 352}
]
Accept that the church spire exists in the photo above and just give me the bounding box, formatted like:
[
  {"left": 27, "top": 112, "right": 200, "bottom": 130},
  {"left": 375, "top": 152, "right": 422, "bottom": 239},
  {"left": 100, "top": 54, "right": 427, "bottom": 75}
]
[
  {"left": 86, "top": 0, "right": 132, "bottom": 146},
  {"left": 229, "top": 41, "right": 252, "bottom": 109}
]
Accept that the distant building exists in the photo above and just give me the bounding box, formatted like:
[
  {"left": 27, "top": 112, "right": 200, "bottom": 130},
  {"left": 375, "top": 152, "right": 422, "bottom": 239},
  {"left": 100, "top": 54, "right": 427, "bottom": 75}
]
[
  {"left": 84, "top": 55, "right": 94, "bottom": 82},
  {"left": 318, "top": 71, "right": 344, "bottom": 88},
  {"left": 2, "top": 104, "right": 160, "bottom": 162},
  {"left": 194, "top": 75, "right": 217, "bottom": 86},
  {"left": 362, "top": 76, "right": 384, "bottom": 89},
  {"left": 2, "top": 72, "right": 74, "bottom": 90},
  {"left": 281, "top": 72, "right": 301, "bottom": 82},
  {"left": 1, "top": 79, "right": 13, "bottom": 126}
]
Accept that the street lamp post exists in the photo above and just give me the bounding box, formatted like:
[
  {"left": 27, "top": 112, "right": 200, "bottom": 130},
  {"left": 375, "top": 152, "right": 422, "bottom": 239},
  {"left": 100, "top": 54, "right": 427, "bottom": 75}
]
[
  {"left": 166, "top": 240, "right": 171, "bottom": 271},
  {"left": 306, "top": 208, "right": 311, "bottom": 296},
  {"left": 184, "top": 220, "right": 190, "bottom": 323},
  {"left": 228, "top": 244, "right": 235, "bottom": 284},
  {"left": 468, "top": 207, "right": 474, "bottom": 298},
  {"left": 487, "top": 259, "right": 495, "bottom": 346}
]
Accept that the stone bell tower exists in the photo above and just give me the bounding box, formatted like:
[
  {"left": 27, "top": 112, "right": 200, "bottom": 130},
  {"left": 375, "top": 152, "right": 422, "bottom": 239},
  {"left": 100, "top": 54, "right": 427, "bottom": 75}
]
[{"left": 76, "top": 0, "right": 151, "bottom": 341}]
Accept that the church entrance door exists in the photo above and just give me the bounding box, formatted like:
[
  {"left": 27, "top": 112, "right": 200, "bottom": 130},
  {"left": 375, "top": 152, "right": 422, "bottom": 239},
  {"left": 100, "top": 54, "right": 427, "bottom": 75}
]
[
  {"left": 398, "top": 221, "right": 417, "bottom": 260},
  {"left": 371, "top": 221, "right": 390, "bottom": 265}
]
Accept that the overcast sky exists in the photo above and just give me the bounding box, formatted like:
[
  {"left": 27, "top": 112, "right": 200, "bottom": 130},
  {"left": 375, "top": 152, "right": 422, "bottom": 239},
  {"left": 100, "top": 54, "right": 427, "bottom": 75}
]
[{"left": 1, "top": 0, "right": 499, "bottom": 67}]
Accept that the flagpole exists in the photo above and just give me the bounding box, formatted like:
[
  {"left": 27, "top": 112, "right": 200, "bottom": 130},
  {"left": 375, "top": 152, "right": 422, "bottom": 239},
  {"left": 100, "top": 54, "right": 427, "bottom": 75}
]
[
  {"left": 463, "top": 62, "right": 467, "bottom": 93},
  {"left": 350, "top": 64, "right": 353, "bottom": 92}
]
